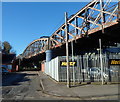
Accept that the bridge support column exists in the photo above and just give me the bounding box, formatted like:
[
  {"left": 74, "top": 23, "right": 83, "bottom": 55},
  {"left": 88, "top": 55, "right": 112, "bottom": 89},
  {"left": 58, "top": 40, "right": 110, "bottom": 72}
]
[{"left": 45, "top": 50, "right": 54, "bottom": 62}]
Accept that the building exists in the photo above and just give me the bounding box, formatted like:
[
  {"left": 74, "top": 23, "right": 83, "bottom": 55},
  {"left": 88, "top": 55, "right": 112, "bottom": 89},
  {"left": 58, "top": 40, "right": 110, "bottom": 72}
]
[{"left": 1, "top": 53, "right": 17, "bottom": 72}]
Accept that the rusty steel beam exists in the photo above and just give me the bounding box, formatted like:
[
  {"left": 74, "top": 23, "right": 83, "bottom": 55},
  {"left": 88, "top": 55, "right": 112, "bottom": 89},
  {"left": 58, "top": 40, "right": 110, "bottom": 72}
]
[
  {"left": 88, "top": 7, "right": 117, "bottom": 17},
  {"left": 100, "top": 0, "right": 105, "bottom": 33},
  {"left": 22, "top": 38, "right": 49, "bottom": 58},
  {"left": 67, "top": 0, "right": 99, "bottom": 23},
  {"left": 88, "top": 21, "right": 118, "bottom": 35},
  {"left": 50, "top": 38, "right": 61, "bottom": 45},
  {"left": 22, "top": 0, "right": 119, "bottom": 59},
  {"left": 68, "top": 32, "right": 75, "bottom": 37},
  {"left": 50, "top": 0, "right": 98, "bottom": 38},
  {"left": 77, "top": 15, "right": 101, "bottom": 26},
  {"left": 50, "top": 0, "right": 117, "bottom": 47},
  {"left": 54, "top": 33, "right": 64, "bottom": 39},
  {"left": 68, "top": 23, "right": 83, "bottom": 30}
]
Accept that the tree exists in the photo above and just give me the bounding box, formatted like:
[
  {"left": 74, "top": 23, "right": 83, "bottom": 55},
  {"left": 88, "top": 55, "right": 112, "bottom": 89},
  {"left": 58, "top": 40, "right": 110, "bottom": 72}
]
[{"left": 2, "top": 41, "right": 12, "bottom": 54}]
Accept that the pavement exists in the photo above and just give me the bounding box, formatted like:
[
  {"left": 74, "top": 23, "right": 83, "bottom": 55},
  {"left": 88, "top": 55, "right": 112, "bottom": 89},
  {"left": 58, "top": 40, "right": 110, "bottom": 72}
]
[{"left": 38, "top": 71, "right": 120, "bottom": 100}]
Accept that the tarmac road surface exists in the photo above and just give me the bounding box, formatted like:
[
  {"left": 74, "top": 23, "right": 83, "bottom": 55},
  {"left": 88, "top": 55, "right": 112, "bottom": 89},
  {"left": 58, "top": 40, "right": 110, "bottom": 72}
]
[
  {"left": 2, "top": 71, "right": 66, "bottom": 101},
  {"left": 1, "top": 71, "right": 119, "bottom": 101}
]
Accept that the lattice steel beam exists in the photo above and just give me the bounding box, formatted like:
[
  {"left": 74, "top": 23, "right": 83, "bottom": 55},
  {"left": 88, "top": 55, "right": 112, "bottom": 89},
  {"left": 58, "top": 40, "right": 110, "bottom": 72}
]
[{"left": 22, "top": 0, "right": 119, "bottom": 59}]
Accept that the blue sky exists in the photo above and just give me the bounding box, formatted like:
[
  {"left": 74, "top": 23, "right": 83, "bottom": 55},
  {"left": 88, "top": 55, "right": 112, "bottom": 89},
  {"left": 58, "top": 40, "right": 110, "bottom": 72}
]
[{"left": 2, "top": 2, "right": 88, "bottom": 55}]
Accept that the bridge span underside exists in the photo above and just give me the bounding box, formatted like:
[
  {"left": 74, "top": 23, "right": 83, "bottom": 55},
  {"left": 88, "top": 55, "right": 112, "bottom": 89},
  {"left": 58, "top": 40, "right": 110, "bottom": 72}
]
[{"left": 20, "top": 22, "right": 120, "bottom": 70}]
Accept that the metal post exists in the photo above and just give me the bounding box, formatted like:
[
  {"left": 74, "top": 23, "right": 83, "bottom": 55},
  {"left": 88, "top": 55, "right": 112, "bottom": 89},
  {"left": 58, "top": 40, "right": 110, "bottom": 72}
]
[
  {"left": 75, "top": 17, "right": 78, "bottom": 43},
  {"left": 99, "top": 39, "right": 104, "bottom": 85},
  {"left": 47, "top": 38, "right": 50, "bottom": 50},
  {"left": 71, "top": 41, "right": 75, "bottom": 86},
  {"left": 75, "top": 17, "right": 78, "bottom": 36},
  {"left": 60, "top": 30, "right": 63, "bottom": 43},
  {"left": 65, "top": 12, "right": 70, "bottom": 88},
  {"left": 118, "top": 0, "right": 120, "bottom": 22},
  {"left": 100, "top": 0, "right": 105, "bottom": 33},
  {"left": 85, "top": 8, "right": 90, "bottom": 36},
  {"left": 100, "top": 0, "right": 104, "bottom": 85}
]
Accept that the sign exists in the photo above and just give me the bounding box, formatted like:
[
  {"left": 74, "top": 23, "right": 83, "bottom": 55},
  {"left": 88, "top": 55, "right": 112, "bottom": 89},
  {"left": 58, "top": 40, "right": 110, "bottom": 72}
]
[
  {"left": 60, "top": 61, "right": 77, "bottom": 67},
  {"left": 109, "top": 59, "right": 120, "bottom": 65}
]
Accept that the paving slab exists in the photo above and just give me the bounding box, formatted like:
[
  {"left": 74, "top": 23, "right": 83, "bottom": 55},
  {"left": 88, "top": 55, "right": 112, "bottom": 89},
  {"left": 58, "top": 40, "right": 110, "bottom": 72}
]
[{"left": 38, "top": 71, "right": 119, "bottom": 100}]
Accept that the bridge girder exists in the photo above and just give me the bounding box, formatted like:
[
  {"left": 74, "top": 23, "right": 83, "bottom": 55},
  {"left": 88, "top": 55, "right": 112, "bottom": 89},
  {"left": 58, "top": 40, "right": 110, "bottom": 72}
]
[
  {"left": 22, "top": 38, "right": 49, "bottom": 58},
  {"left": 22, "top": 0, "right": 119, "bottom": 59}
]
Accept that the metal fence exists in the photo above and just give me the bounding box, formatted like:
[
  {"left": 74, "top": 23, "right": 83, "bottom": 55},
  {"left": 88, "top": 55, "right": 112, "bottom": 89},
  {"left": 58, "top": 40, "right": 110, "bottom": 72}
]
[{"left": 45, "top": 53, "right": 120, "bottom": 82}]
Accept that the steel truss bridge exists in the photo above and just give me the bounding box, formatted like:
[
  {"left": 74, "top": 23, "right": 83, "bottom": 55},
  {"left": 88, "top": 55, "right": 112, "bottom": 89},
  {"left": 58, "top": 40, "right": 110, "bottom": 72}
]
[{"left": 18, "top": 0, "right": 120, "bottom": 65}]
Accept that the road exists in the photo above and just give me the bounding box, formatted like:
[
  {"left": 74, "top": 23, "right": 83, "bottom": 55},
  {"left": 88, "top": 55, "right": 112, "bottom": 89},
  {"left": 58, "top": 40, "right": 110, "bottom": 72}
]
[
  {"left": 2, "top": 71, "right": 65, "bottom": 101},
  {"left": 1, "top": 71, "right": 119, "bottom": 101}
]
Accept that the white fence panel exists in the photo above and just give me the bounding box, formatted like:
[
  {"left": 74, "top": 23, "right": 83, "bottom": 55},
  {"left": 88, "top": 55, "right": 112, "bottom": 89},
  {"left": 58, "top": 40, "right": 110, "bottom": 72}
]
[{"left": 44, "top": 57, "right": 59, "bottom": 81}]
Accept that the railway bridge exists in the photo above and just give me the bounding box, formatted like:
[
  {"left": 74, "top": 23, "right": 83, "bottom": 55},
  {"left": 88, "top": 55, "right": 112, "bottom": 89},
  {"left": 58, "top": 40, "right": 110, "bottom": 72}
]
[{"left": 17, "top": 0, "right": 120, "bottom": 70}]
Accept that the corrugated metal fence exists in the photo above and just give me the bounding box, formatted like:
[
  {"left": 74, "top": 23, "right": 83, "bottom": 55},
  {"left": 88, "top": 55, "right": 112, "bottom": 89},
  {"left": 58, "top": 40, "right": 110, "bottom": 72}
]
[{"left": 45, "top": 53, "right": 120, "bottom": 82}]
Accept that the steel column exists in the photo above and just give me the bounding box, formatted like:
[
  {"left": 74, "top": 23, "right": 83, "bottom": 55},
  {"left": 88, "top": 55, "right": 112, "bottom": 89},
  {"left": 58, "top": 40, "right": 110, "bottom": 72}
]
[
  {"left": 99, "top": 39, "right": 104, "bottom": 85},
  {"left": 100, "top": 0, "right": 105, "bottom": 33},
  {"left": 75, "top": 17, "right": 78, "bottom": 36},
  {"left": 118, "top": 0, "right": 120, "bottom": 22},
  {"left": 65, "top": 12, "right": 70, "bottom": 88}
]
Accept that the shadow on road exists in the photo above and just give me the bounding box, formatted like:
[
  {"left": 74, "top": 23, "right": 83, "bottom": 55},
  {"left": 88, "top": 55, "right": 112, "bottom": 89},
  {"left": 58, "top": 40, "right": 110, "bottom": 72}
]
[{"left": 2, "top": 72, "right": 37, "bottom": 86}]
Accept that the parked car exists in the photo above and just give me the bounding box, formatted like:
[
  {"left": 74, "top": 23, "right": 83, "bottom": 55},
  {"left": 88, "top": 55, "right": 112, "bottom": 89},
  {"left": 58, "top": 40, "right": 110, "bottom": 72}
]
[
  {"left": 2, "top": 67, "right": 9, "bottom": 73},
  {"left": 0, "top": 66, "right": 9, "bottom": 74},
  {"left": 88, "top": 67, "right": 108, "bottom": 79}
]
